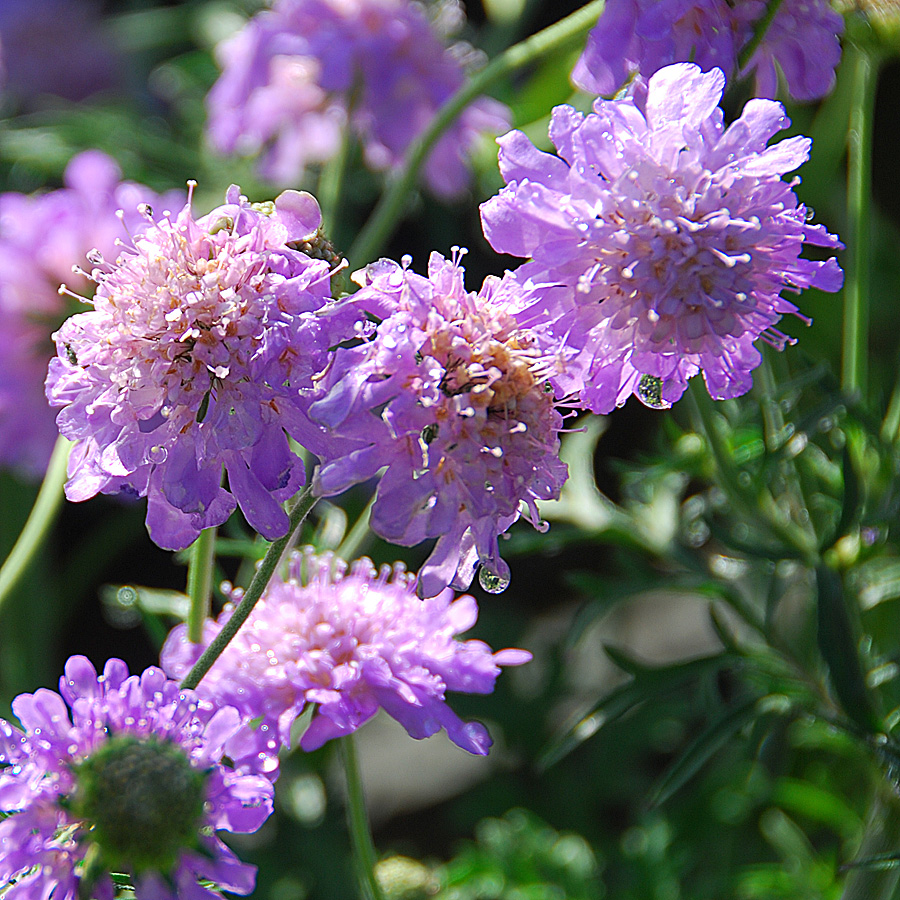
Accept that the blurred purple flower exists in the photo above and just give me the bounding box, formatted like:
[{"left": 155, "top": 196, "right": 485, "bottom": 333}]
[
  {"left": 572, "top": 0, "right": 842, "bottom": 102},
  {"left": 206, "top": 0, "right": 510, "bottom": 196},
  {"left": 161, "top": 549, "right": 532, "bottom": 755},
  {"left": 46, "top": 184, "right": 356, "bottom": 549},
  {"left": 481, "top": 63, "right": 843, "bottom": 411},
  {"left": 0, "top": 151, "right": 181, "bottom": 476},
  {"left": 0, "top": 656, "right": 274, "bottom": 900},
  {"left": 0, "top": 0, "right": 119, "bottom": 107},
  {"left": 305, "top": 251, "right": 569, "bottom": 597}
]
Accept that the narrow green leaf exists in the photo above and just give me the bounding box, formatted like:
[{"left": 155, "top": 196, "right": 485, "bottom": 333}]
[
  {"left": 815, "top": 564, "right": 880, "bottom": 732},
  {"left": 648, "top": 699, "right": 759, "bottom": 808}
]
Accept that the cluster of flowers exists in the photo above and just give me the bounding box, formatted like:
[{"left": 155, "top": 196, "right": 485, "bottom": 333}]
[
  {"left": 0, "top": 550, "right": 530, "bottom": 898},
  {"left": 207, "top": 0, "right": 510, "bottom": 195},
  {"left": 44, "top": 62, "right": 843, "bottom": 593},
  {"left": 1, "top": 2, "right": 851, "bottom": 897}
]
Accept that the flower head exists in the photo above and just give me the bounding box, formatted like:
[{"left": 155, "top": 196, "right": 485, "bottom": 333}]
[
  {"left": 0, "top": 151, "right": 181, "bottom": 476},
  {"left": 46, "top": 184, "right": 356, "bottom": 550},
  {"left": 572, "top": 0, "right": 842, "bottom": 103},
  {"left": 481, "top": 63, "right": 843, "bottom": 411},
  {"left": 161, "top": 549, "right": 532, "bottom": 756},
  {"left": 0, "top": 656, "right": 275, "bottom": 900},
  {"left": 206, "top": 0, "right": 510, "bottom": 196},
  {"left": 305, "top": 251, "right": 568, "bottom": 597}
]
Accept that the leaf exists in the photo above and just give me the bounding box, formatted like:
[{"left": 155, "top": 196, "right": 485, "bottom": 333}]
[
  {"left": 648, "top": 699, "right": 760, "bottom": 808},
  {"left": 539, "top": 651, "right": 733, "bottom": 770},
  {"left": 771, "top": 777, "right": 863, "bottom": 840},
  {"left": 815, "top": 564, "right": 880, "bottom": 733}
]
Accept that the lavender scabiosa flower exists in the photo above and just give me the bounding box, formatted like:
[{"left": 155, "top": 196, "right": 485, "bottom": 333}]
[
  {"left": 305, "top": 251, "right": 568, "bottom": 597},
  {"left": 0, "top": 151, "right": 181, "bottom": 476},
  {"left": 481, "top": 63, "right": 843, "bottom": 412},
  {"left": 572, "top": 0, "right": 842, "bottom": 103},
  {"left": 0, "top": 656, "right": 275, "bottom": 900},
  {"left": 206, "top": 0, "right": 510, "bottom": 196},
  {"left": 46, "top": 184, "right": 355, "bottom": 550},
  {"left": 161, "top": 549, "right": 532, "bottom": 756}
]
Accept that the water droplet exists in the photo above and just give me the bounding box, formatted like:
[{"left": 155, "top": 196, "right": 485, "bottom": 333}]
[
  {"left": 478, "top": 567, "right": 510, "bottom": 594},
  {"left": 636, "top": 374, "right": 669, "bottom": 409},
  {"left": 148, "top": 445, "right": 168, "bottom": 464}
]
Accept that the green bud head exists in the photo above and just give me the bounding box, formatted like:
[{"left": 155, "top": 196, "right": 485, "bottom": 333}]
[{"left": 72, "top": 735, "right": 207, "bottom": 875}]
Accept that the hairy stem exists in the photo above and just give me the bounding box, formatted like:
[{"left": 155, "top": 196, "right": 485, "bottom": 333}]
[
  {"left": 180, "top": 484, "right": 318, "bottom": 690},
  {"left": 341, "top": 734, "right": 385, "bottom": 900},
  {"left": 186, "top": 527, "right": 217, "bottom": 643},
  {"left": 347, "top": 0, "right": 604, "bottom": 267},
  {"left": 842, "top": 40, "right": 878, "bottom": 397},
  {"left": 0, "top": 436, "right": 70, "bottom": 616}
]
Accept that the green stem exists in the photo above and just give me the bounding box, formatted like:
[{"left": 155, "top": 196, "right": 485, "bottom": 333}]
[
  {"left": 186, "top": 526, "right": 217, "bottom": 643},
  {"left": 842, "top": 40, "right": 878, "bottom": 398},
  {"left": 737, "top": 0, "right": 787, "bottom": 72},
  {"left": 841, "top": 779, "right": 900, "bottom": 900},
  {"left": 0, "top": 435, "right": 70, "bottom": 616},
  {"left": 340, "top": 734, "right": 385, "bottom": 900},
  {"left": 347, "top": 0, "right": 605, "bottom": 268},
  {"left": 319, "top": 130, "right": 352, "bottom": 240},
  {"left": 180, "top": 484, "right": 318, "bottom": 690},
  {"left": 336, "top": 494, "right": 376, "bottom": 562}
]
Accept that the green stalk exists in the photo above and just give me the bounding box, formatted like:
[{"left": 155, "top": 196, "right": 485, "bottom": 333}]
[
  {"left": 347, "top": 0, "right": 605, "bottom": 268},
  {"left": 186, "top": 526, "right": 217, "bottom": 643},
  {"left": 842, "top": 40, "right": 878, "bottom": 398},
  {"left": 737, "top": 0, "right": 787, "bottom": 72},
  {"left": 319, "top": 129, "right": 352, "bottom": 240},
  {"left": 0, "top": 435, "right": 70, "bottom": 616},
  {"left": 336, "top": 494, "right": 375, "bottom": 562},
  {"left": 180, "top": 485, "right": 318, "bottom": 690},
  {"left": 340, "top": 734, "right": 386, "bottom": 900}
]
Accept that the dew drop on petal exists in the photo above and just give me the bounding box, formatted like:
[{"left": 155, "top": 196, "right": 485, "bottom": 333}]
[
  {"left": 636, "top": 374, "right": 669, "bottom": 410},
  {"left": 478, "top": 567, "right": 510, "bottom": 594}
]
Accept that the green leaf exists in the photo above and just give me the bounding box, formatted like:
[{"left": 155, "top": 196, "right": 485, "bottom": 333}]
[
  {"left": 539, "top": 651, "right": 733, "bottom": 769},
  {"left": 648, "top": 699, "right": 759, "bottom": 807},
  {"left": 815, "top": 564, "right": 880, "bottom": 733}
]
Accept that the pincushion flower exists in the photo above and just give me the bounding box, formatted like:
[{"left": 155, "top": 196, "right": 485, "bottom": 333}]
[
  {"left": 0, "top": 656, "right": 275, "bottom": 900},
  {"left": 161, "top": 549, "right": 532, "bottom": 756},
  {"left": 46, "top": 184, "right": 357, "bottom": 550},
  {"left": 480, "top": 63, "right": 843, "bottom": 412},
  {"left": 0, "top": 150, "right": 181, "bottom": 476},
  {"left": 206, "top": 0, "right": 510, "bottom": 196},
  {"left": 304, "top": 251, "right": 568, "bottom": 597},
  {"left": 572, "top": 0, "right": 842, "bottom": 103}
]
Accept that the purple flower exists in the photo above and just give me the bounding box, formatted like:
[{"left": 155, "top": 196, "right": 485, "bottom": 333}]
[
  {"left": 305, "top": 251, "right": 569, "bottom": 597},
  {"left": 0, "top": 656, "right": 275, "bottom": 900},
  {"left": 0, "top": 151, "right": 181, "bottom": 476},
  {"left": 572, "top": 0, "right": 842, "bottom": 102},
  {"left": 206, "top": 0, "right": 510, "bottom": 196},
  {"left": 481, "top": 63, "right": 843, "bottom": 412},
  {"left": 161, "top": 549, "right": 532, "bottom": 756},
  {"left": 0, "top": 0, "right": 119, "bottom": 108},
  {"left": 46, "top": 184, "right": 355, "bottom": 550}
]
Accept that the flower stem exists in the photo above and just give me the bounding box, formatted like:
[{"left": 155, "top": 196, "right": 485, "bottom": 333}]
[
  {"left": 336, "top": 494, "right": 375, "bottom": 562},
  {"left": 0, "top": 435, "right": 70, "bottom": 617},
  {"left": 737, "top": 0, "right": 786, "bottom": 72},
  {"left": 347, "top": 0, "right": 604, "bottom": 268},
  {"left": 340, "top": 733, "right": 385, "bottom": 900},
  {"left": 180, "top": 484, "right": 318, "bottom": 690},
  {"left": 186, "top": 526, "right": 217, "bottom": 643},
  {"left": 842, "top": 39, "right": 878, "bottom": 398}
]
